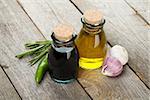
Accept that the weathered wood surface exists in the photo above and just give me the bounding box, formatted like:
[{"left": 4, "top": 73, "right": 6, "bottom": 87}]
[
  {"left": 71, "top": 0, "right": 150, "bottom": 88},
  {"left": 0, "top": 67, "right": 20, "bottom": 100},
  {"left": 0, "top": 0, "right": 90, "bottom": 99},
  {"left": 18, "top": 0, "right": 150, "bottom": 99},
  {"left": 78, "top": 67, "right": 150, "bottom": 100},
  {"left": 125, "top": 0, "right": 150, "bottom": 24},
  {"left": 17, "top": 0, "right": 82, "bottom": 40}
]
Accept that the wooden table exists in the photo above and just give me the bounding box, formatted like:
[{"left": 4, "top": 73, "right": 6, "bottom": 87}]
[{"left": 0, "top": 0, "right": 149, "bottom": 99}]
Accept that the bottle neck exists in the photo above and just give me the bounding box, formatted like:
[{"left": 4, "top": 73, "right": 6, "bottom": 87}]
[
  {"left": 51, "top": 33, "right": 76, "bottom": 53},
  {"left": 81, "top": 18, "right": 105, "bottom": 35}
]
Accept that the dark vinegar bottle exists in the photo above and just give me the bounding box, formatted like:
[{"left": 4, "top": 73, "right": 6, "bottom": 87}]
[{"left": 48, "top": 24, "right": 79, "bottom": 84}]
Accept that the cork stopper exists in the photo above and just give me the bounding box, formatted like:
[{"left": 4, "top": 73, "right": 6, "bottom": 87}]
[
  {"left": 83, "top": 9, "right": 103, "bottom": 25},
  {"left": 53, "top": 23, "right": 74, "bottom": 41}
]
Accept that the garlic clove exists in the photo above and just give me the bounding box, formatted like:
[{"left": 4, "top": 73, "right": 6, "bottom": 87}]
[
  {"left": 110, "top": 45, "right": 128, "bottom": 65},
  {"left": 101, "top": 56, "right": 123, "bottom": 77}
]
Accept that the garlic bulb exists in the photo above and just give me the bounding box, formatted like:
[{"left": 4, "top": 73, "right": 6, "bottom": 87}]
[
  {"left": 101, "top": 56, "right": 123, "bottom": 77},
  {"left": 110, "top": 45, "right": 128, "bottom": 65}
]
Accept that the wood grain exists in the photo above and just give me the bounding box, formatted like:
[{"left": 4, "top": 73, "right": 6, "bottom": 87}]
[
  {"left": 78, "top": 66, "right": 150, "bottom": 100},
  {"left": 71, "top": 0, "right": 150, "bottom": 88},
  {"left": 17, "top": 0, "right": 82, "bottom": 40},
  {"left": 18, "top": 0, "right": 150, "bottom": 99},
  {"left": 125, "top": 0, "right": 150, "bottom": 24},
  {"left": 0, "top": 67, "right": 20, "bottom": 100},
  {"left": 0, "top": 0, "right": 90, "bottom": 99}
]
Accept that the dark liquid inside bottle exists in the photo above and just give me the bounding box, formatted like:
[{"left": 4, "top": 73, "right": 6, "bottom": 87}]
[{"left": 48, "top": 33, "right": 79, "bottom": 84}]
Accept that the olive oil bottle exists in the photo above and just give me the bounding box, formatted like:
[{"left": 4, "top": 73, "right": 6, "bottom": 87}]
[
  {"left": 48, "top": 24, "right": 79, "bottom": 84},
  {"left": 75, "top": 9, "right": 107, "bottom": 69}
]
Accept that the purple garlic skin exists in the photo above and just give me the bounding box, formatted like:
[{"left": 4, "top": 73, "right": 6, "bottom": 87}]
[
  {"left": 110, "top": 45, "right": 128, "bottom": 65},
  {"left": 101, "top": 56, "right": 123, "bottom": 77}
]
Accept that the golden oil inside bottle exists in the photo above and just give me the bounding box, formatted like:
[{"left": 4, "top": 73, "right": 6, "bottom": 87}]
[{"left": 75, "top": 9, "right": 107, "bottom": 69}]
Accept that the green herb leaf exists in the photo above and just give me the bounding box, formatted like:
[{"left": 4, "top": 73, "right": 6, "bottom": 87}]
[{"left": 15, "top": 45, "right": 44, "bottom": 59}]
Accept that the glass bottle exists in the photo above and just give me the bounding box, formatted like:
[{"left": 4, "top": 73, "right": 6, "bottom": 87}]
[
  {"left": 75, "top": 9, "right": 107, "bottom": 69},
  {"left": 48, "top": 24, "right": 78, "bottom": 84}
]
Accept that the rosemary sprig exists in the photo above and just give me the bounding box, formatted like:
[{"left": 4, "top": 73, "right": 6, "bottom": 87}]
[
  {"left": 25, "top": 40, "right": 51, "bottom": 48},
  {"left": 29, "top": 48, "right": 49, "bottom": 66},
  {"left": 15, "top": 45, "right": 45, "bottom": 59},
  {"left": 29, "top": 45, "right": 51, "bottom": 66},
  {"left": 15, "top": 40, "right": 52, "bottom": 65}
]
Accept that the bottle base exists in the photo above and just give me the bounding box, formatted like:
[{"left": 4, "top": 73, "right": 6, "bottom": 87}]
[
  {"left": 79, "top": 57, "right": 104, "bottom": 69},
  {"left": 52, "top": 78, "right": 75, "bottom": 84}
]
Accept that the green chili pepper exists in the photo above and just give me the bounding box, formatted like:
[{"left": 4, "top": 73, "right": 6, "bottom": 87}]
[{"left": 35, "top": 54, "right": 49, "bottom": 84}]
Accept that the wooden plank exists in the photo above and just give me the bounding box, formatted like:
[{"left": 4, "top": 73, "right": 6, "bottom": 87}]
[
  {"left": 71, "top": 0, "right": 150, "bottom": 88},
  {"left": 17, "top": 0, "right": 82, "bottom": 40},
  {"left": 0, "top": 67, "right": 20, "bottom": 100},
  {"left": 0, "top": 0, "right": 90, "bottom": 99},
  {"left": 78, "top": 67, "right": 150, "bottom": 99},
  {"left": 124, "top": 0, "right": 150, "bottom": 24},
  {"left": 18, "top": 0, "right": 150, "bottom": 99}
]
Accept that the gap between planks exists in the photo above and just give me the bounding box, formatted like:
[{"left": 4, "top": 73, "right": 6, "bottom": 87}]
[
  {"left": 69, "top": 0, "right": 150, "bottom": 90},
  {"left": 0, "top": 65, "right": 22, "bottom": 99},
  {"left": 124, "top": 0, "right": 150, "bottom": 25},
  {"left": 0, "top": 65, "right": 21, "bottom": 100},
  {"left": 16, "top": 0, "right": 46, "bottom": 39}
]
